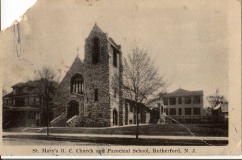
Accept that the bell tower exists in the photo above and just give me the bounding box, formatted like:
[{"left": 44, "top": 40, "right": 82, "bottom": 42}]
[{"left": 83, "top": 24, "right": 123, "bottom": 127}]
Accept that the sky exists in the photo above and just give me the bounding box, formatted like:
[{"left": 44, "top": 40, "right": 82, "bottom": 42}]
[{"left": 0, "top": 0, "right": 229, "bottom": 102}]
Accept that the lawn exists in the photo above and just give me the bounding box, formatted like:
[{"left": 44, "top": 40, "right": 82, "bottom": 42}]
[{"left": 40, "top": 123, "right": 228, "bottom": 137}]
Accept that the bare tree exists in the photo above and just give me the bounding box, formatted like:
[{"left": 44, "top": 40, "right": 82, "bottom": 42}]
[
  {"left": 35, "top": 66, "right": 58, "bottom": 136},
  {"left": 206, "top": 89, "right": 225, "bottom": 115},
  {"left": 2, "top": 88, "right": 8, "bottom": 96},
  {"left": 113, "top": 47, "right": 167, "bottom": 139}
]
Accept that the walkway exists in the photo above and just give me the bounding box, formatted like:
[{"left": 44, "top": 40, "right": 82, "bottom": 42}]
[{"left": 3, "top": 132, "right": 228, "bottom": 141}]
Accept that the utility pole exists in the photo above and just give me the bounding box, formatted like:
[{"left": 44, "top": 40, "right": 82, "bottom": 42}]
[
  {"left": 46, "top": 97, "right": 49, "bottom": 136},
  {"left": 45, "top": 80, "right": 49, "bottom": 136}
]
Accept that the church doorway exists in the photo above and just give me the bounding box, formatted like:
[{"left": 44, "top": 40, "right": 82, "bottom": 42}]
[
  {"left": 113, "top": 109, "right": 118, "bottom": 126},
  {"left": 67, "top": 100, "right": 79, "bottom": 119}
]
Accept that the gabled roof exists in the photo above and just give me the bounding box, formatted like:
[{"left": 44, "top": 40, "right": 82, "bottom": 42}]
[
  {"left": 71, "top": 56, "right": 83, "bottom": 67},
  {"left": 57, "top": 55, "right": 84, "bottom": 89},
  {"left": 12, "top": 79, "right": 58, "bottom": 88},
  {"left": 59, "top": 55, "right": 83, "bottom": 80},
  {"left": 6, "top": 79, "right": 58, "bottom": 97},
  {"left": 165, "top": 88, "right": 203, "bottom": 97},
  {"left": 12, "top": 80, "right": 41, "bottom": 88}
]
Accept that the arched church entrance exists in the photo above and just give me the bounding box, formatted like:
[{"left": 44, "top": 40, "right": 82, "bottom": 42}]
[
  {"left": 67, "top": 100, "right": 79, "bottom": 119},
  {"left": 113, "top": 109, "right": 118, "bottom": 126}
]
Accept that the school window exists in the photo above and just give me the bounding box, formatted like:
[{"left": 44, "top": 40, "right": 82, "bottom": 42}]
[
  {"left": 92, "top": 37, "right": 100, "bottom": 64},
  {"left": 170, "top": 108, "right": 176, "bottom": 115},
  {"left": 169, "top": 97, "right": 176, "bottom": 105},
  {"left": 184, "top": 96, "right": 192, "bottom": 104},
  {"left": 94, "top": 89, "right": 98, "bottom": 101},
  {"left": 185, "top": 108, "right": 192, "bottom": 115},
  {"left": 178, "top": 97, "right": 182, "bottom": 104},
  {"left": 193, "top": 96, "right": 201, "bottom": 104},
  {"left": 193, "top": 108, "right": 201, "bottom": 115}
]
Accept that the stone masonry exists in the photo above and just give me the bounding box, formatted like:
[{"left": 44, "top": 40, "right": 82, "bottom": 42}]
[{"left": 53, "top": 24, "right": 123, "bottom": 127}]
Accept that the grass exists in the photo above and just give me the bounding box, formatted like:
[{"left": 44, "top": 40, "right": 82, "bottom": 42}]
[{"left": 39, "top": 123, "right": 228, "bottom": 137}]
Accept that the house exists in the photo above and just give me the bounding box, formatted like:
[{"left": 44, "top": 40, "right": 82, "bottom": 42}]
[
  {"left": 212, "top": 101, "right": 228, "bottom": 122},
  {"left": 147, "top": 88, "right": 206, "bottom": 123},
  {"left": 123, "top": 99, "right": 150, "bottom": 125},
  {"left": 51, "top": 24, "right": 150, "bottom": 127},
  {"left": 2, "top": 80, "right": 56, "bottom": 128}
]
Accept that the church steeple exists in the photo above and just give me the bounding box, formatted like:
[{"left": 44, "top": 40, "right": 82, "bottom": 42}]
[
  {"left": 87, "top": 23, "right": 106, "bottom": 38},
  {"left": 93, "top": 23, "right": 103, "bottom": 32}
]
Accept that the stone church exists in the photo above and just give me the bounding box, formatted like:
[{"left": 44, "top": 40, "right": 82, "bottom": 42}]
[
  {"left": 52, "top": 24, "right": 150, "bottom": 127},
  {"left": 52, "top": 24, "right": 123, "bottom": 127}
]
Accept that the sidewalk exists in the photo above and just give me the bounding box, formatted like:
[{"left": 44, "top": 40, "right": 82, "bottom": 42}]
[
  {"left": 3, "top": 132, "right": 228, "bottom": 141},
  {"left": 3, "top": 132, "right": 228, "bottom": 146}
]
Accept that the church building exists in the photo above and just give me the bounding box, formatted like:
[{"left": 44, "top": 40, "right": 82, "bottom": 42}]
[{"left": 52, "top": 24, "right": 125, "bottom": 127}]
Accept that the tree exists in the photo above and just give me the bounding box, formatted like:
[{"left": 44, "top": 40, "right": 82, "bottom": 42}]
[
  {"left": 206, "top": 89, "right": 226, "bottom": 116},
  {"left": 35, "top": 66, "right": 58, "bottom": 136},
  {"left": 2, "top": 88, "right": 8, "bottom": 96},
  {"left": 113, "top": 47, "right": 167, "bottom": 139}
]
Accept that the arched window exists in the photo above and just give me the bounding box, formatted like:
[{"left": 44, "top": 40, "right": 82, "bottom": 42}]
[
  {"left": 70, "top": 74, "right": 84, "bottom": 94},
  {"left": 92, "top": 37, "right": 100, "bottom": 64}
]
